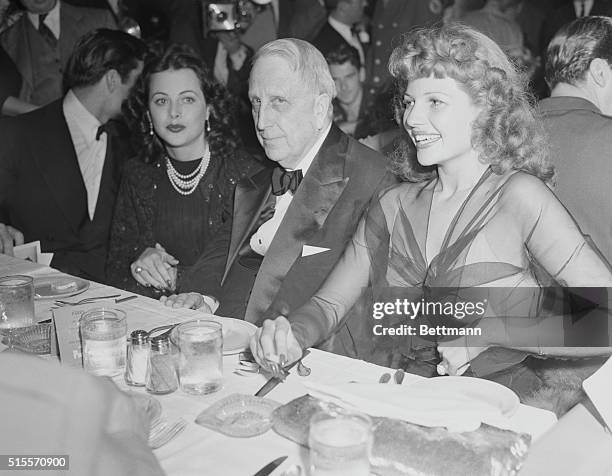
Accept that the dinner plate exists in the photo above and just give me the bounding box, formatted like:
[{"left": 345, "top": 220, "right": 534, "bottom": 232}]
[
  {"left": 34, "top": 274, "right": 89, "bottom": 299},
  {"left": 410, "top": 376, "right": 520, "bottom": 417},
  {"left": 212, "top": 317, "right": 257, "bottom": 355},
  {"left": 195, "top": 393, "right": 280, "bottom": 438}
]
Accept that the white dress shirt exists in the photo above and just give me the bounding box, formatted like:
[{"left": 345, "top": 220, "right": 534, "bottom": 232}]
[
  {"left": 328, "top": 15, "right": 365, "bottom": 69},
  {"left": 213, "top": 42, "right": 248, "bottom": 87},
  {"left": 63, "top": 90, "right": 107, "bottom": 221},
  {"left": 250, "top": 123, "right": 332, "bottom": 256},
  {"left": 27, "top": 0, "right": 61, "bottom": 39}
]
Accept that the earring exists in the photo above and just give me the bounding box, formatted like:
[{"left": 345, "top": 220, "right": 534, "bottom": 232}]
[
  {"left": 205, "top": 119, "right": 211, "bottom": 133},
  {"left": 146, "top": 113, "right": 154, "bottom": 136}
]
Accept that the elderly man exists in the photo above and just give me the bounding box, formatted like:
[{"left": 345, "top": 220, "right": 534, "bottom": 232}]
[
  {"left": 165, "top": 39, "right": 393, "bottom": 356},
  {"left": 539, "top": 16, "right": 612, "bottom": 264},
  {"left": 0, "top": 29, "right": 146, "bottom": 282}
]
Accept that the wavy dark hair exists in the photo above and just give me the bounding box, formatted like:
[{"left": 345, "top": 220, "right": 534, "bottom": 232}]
[
  {"left": 388, "top": 24, "right": 553, "bottom": 183},
  {"left": 124, "top": 43, "right": 241, "bottom": 164}
]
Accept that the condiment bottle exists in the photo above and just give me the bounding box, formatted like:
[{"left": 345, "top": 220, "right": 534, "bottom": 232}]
[
  {"left": 145, "top": 334, "right": 178, "bottom": 395},
  {"left": 125, "top": 330, "right": 149, "bottom": 387}
]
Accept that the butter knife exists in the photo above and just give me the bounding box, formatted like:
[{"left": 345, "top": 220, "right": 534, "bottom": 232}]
[
  {"left": 252, "top": 456, "right": 287, "bottom": 476},
  {"left": 254, "top": 350, "right": 311, "bottom": 397}
]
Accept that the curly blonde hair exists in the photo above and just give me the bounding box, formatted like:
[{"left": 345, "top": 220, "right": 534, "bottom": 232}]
[{"left": 388, "top": 24, "right": 553, "bottom": 183}]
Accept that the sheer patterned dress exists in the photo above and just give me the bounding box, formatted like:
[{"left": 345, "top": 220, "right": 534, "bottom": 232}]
[{"left": 288, "top": 168, "right": 612, "bottom": 378}]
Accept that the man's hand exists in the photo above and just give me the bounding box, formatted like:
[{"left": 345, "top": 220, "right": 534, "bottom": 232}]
[
  {"left": 249, "top": 316, "right": 303, "bottom": 371},
  {"left": 131, "top": 243, "right": 178, "bottom": 290},
  {"left": 0, "top": 223, "right": 24, "bottom": 256},
  {"left": 160, "top": 292, "right": 213, "bottom": 312}
]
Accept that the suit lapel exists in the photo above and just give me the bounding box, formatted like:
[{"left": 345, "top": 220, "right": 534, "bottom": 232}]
[
  {"left": 245, "top": 126, "right": 350, "bottom": 322},
  {"left": 222, "top": 167, "right": 273, "bottom": 283},
  {"left": 34, "top": 101, "right": 88, "bottom": 232}
]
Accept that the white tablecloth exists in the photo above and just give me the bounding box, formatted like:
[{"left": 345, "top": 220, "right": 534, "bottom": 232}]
[{"left": 1, "top": 254, "right": 560, "bottom": 476}]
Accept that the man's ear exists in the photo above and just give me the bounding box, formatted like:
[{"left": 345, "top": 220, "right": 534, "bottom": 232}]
[
  {"left": 314, "top": 93, "right": 331, "bottom": 129},
  {"left": 588, "top": 58, "right": 612, "bottom": 89},
  {"left": 105, "top": 69, "right": 121, "bottom": 93}
]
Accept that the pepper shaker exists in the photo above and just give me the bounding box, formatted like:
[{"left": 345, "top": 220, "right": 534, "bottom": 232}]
[
  {"left": 146, "top": 334, "right": 178, "bottom": 395},
  {"left": 125, "top": 330, "right": 149, "bottom": 387}
]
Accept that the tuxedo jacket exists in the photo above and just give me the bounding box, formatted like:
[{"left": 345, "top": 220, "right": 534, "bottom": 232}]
[
  {"left": 180, "top": 125, "right": 395, "bottom": 325},
  {"left": 0, "top": 99, "right": 129, "bottom": 282},
  {"left": 0, "top": 2, "right": 116, "bottom": 106}
]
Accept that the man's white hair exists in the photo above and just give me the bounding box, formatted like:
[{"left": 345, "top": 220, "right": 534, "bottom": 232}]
[{"left": 252, "top": 38, "right": 337, "bottom": 100}]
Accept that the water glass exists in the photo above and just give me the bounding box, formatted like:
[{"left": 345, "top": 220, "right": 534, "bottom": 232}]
[
  {"left": 79, "top": 308, "right": 127, "bottom": 377},
  {"left": 176, "top": 319, "right": 223, "bottom": 395},
  {"left": 0, "top": 275, "right": 35, "bottom": 347},
  {"left": 309, "top": 408, "right": 373, "bottom": 476}
]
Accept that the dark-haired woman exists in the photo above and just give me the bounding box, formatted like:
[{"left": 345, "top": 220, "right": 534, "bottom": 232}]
[{"left": 107, "top": 44, "right": 255, "bottom": 298}]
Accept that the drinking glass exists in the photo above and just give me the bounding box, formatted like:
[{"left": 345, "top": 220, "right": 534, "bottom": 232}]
[
  {"left": 309, "top": 408, "right": 373, "bottom": 476},
  {"left": 0, "top": 275, "right": 35, "bottom": 348},
  {"left": 79, "top": 308, "right": 127, "bottom": 377},
  {"left": 176, "top": 319, "right": 223, "bottom": 395}
]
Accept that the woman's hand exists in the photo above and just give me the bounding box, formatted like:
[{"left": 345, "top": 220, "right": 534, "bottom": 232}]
[
  {"left": 131, "top": 243, "right": 179, "bottom": 290},
  {"left": 249, "top": 316, "right": 303, "bottom": 372}
]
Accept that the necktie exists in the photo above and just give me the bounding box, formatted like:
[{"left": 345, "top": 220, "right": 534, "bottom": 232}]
[
  {"left": 579, "top": 0, "right": 585, "bottom": 17},
  {"left": 271, "top": 167, "right": 303, "bottom": 196},
  {"left": 38, "top": 14, "right": 57, "bottom": 49}
]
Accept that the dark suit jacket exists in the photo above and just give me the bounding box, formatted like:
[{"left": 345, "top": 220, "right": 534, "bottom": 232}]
[
  {"left": 0, "top": 99, "right": 129, "bottom": 282},
  {"left": 179, "top": 125, "right": 395, "bottom": 325},
  {"left": 278, "top": 0, "right": 327, "bottom": 41},
  {"left": 312, "top": 21, "right": 357, "bottom": 60},
  {"left": 539, "top": 96, "right": 612, "bottom": 264},
  {"left": 0, "top": 2, "right": 116, "bottom": 105}
]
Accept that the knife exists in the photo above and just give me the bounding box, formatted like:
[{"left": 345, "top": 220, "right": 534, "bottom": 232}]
[
  {"left": 254, "top": 350, "right": 311, "bottom": 397},
  {"left": 252, "top": 456, "right": 287, "bottom": 476}
]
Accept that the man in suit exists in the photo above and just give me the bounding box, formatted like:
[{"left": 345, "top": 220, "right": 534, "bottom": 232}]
[
  {"left": 312, "top": 0, "right": 367, "bottom": 72},
  {"left": 164, "top": 39, "right": 393, "bottom": 337},
  {"left": 1, "top": 0, "right": 117, "bottom": 107},
  {"left": 539, "top": 16, "right": 612, "bottom": 264},
  {"left": 0, "top": 29, "right": 146, "bottom": 282}
]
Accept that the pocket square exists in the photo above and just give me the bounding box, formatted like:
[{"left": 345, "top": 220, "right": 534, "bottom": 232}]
[{"left": 302, "top": 245, "right": 331, "bottom": 257}]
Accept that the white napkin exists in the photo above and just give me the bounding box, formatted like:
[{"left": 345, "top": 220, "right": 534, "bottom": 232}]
[
  {"left": 305, "top": 380, "right": 513, "bottom": 433},
  {"left": 583, "top": 356, "right": 612, "bottom": 430}
]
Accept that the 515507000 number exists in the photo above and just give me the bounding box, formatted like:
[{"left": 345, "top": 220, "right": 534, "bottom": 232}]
[{"left": 0, "top": 455, "right": 69, "bottom": 470}]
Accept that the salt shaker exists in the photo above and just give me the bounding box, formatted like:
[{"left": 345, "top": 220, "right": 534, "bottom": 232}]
[
  {"left": 125, "top": 330, "right": 149, "bottom": 387},
  {"left": 145, "top": 334, "right": 178, "bottom": 395}
]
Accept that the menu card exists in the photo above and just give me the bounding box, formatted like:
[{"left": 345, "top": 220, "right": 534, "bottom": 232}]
[{"left": 52, "top": 306, "right": 87, "bottom": 368}]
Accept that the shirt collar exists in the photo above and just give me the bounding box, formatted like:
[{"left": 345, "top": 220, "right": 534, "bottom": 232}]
[
  {"left": 287, "top": 122, "right": 332, "bottom": 175},
  {"left": 27, "top": 0, "right": 60, "bottom": 36},
  {"left": 574, "top": 0, "right": 594, "bottom": 16},
  {"left": 328, "top": 15, "right": 353, "bottom": 41},
  {"left": 63, "top": 89, "right": 102, "bottom": 141}
]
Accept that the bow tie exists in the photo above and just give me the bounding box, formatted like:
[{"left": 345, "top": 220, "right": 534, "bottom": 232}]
[
  {"left": 96, "top": 123, "right": 112, "bottom": 141},
  {"left": 271, "top": 167, "right": 303, "bottom": 196}
]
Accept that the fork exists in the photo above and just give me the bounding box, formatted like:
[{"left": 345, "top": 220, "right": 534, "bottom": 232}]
[
  {"left": 54, "top": 294, "right": 121, "bottom": 306},
  {"left": 148, "top": 417, "right": 187, "bottom": 449}
]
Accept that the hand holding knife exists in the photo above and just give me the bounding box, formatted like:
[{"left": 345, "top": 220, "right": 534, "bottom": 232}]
[{"left": 254, "top": 350, "right": 311, "bottom": 397}]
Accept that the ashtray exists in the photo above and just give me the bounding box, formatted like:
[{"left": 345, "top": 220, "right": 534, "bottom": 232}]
[
  {"left": 195, "top": 393, "right": 280, "bottom": 438},
  {"left": 12, "top": 323, "right": 51, "bottom": 354}
]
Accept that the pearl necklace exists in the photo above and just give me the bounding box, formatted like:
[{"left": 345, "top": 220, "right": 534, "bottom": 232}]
[{"left": 165, "top": 144, "right": 211, "bottom": 196}]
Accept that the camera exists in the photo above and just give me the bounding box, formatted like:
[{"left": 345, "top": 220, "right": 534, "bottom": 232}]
[{"left": 204, "top": 0, "right": 271, "bottom": 32}]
